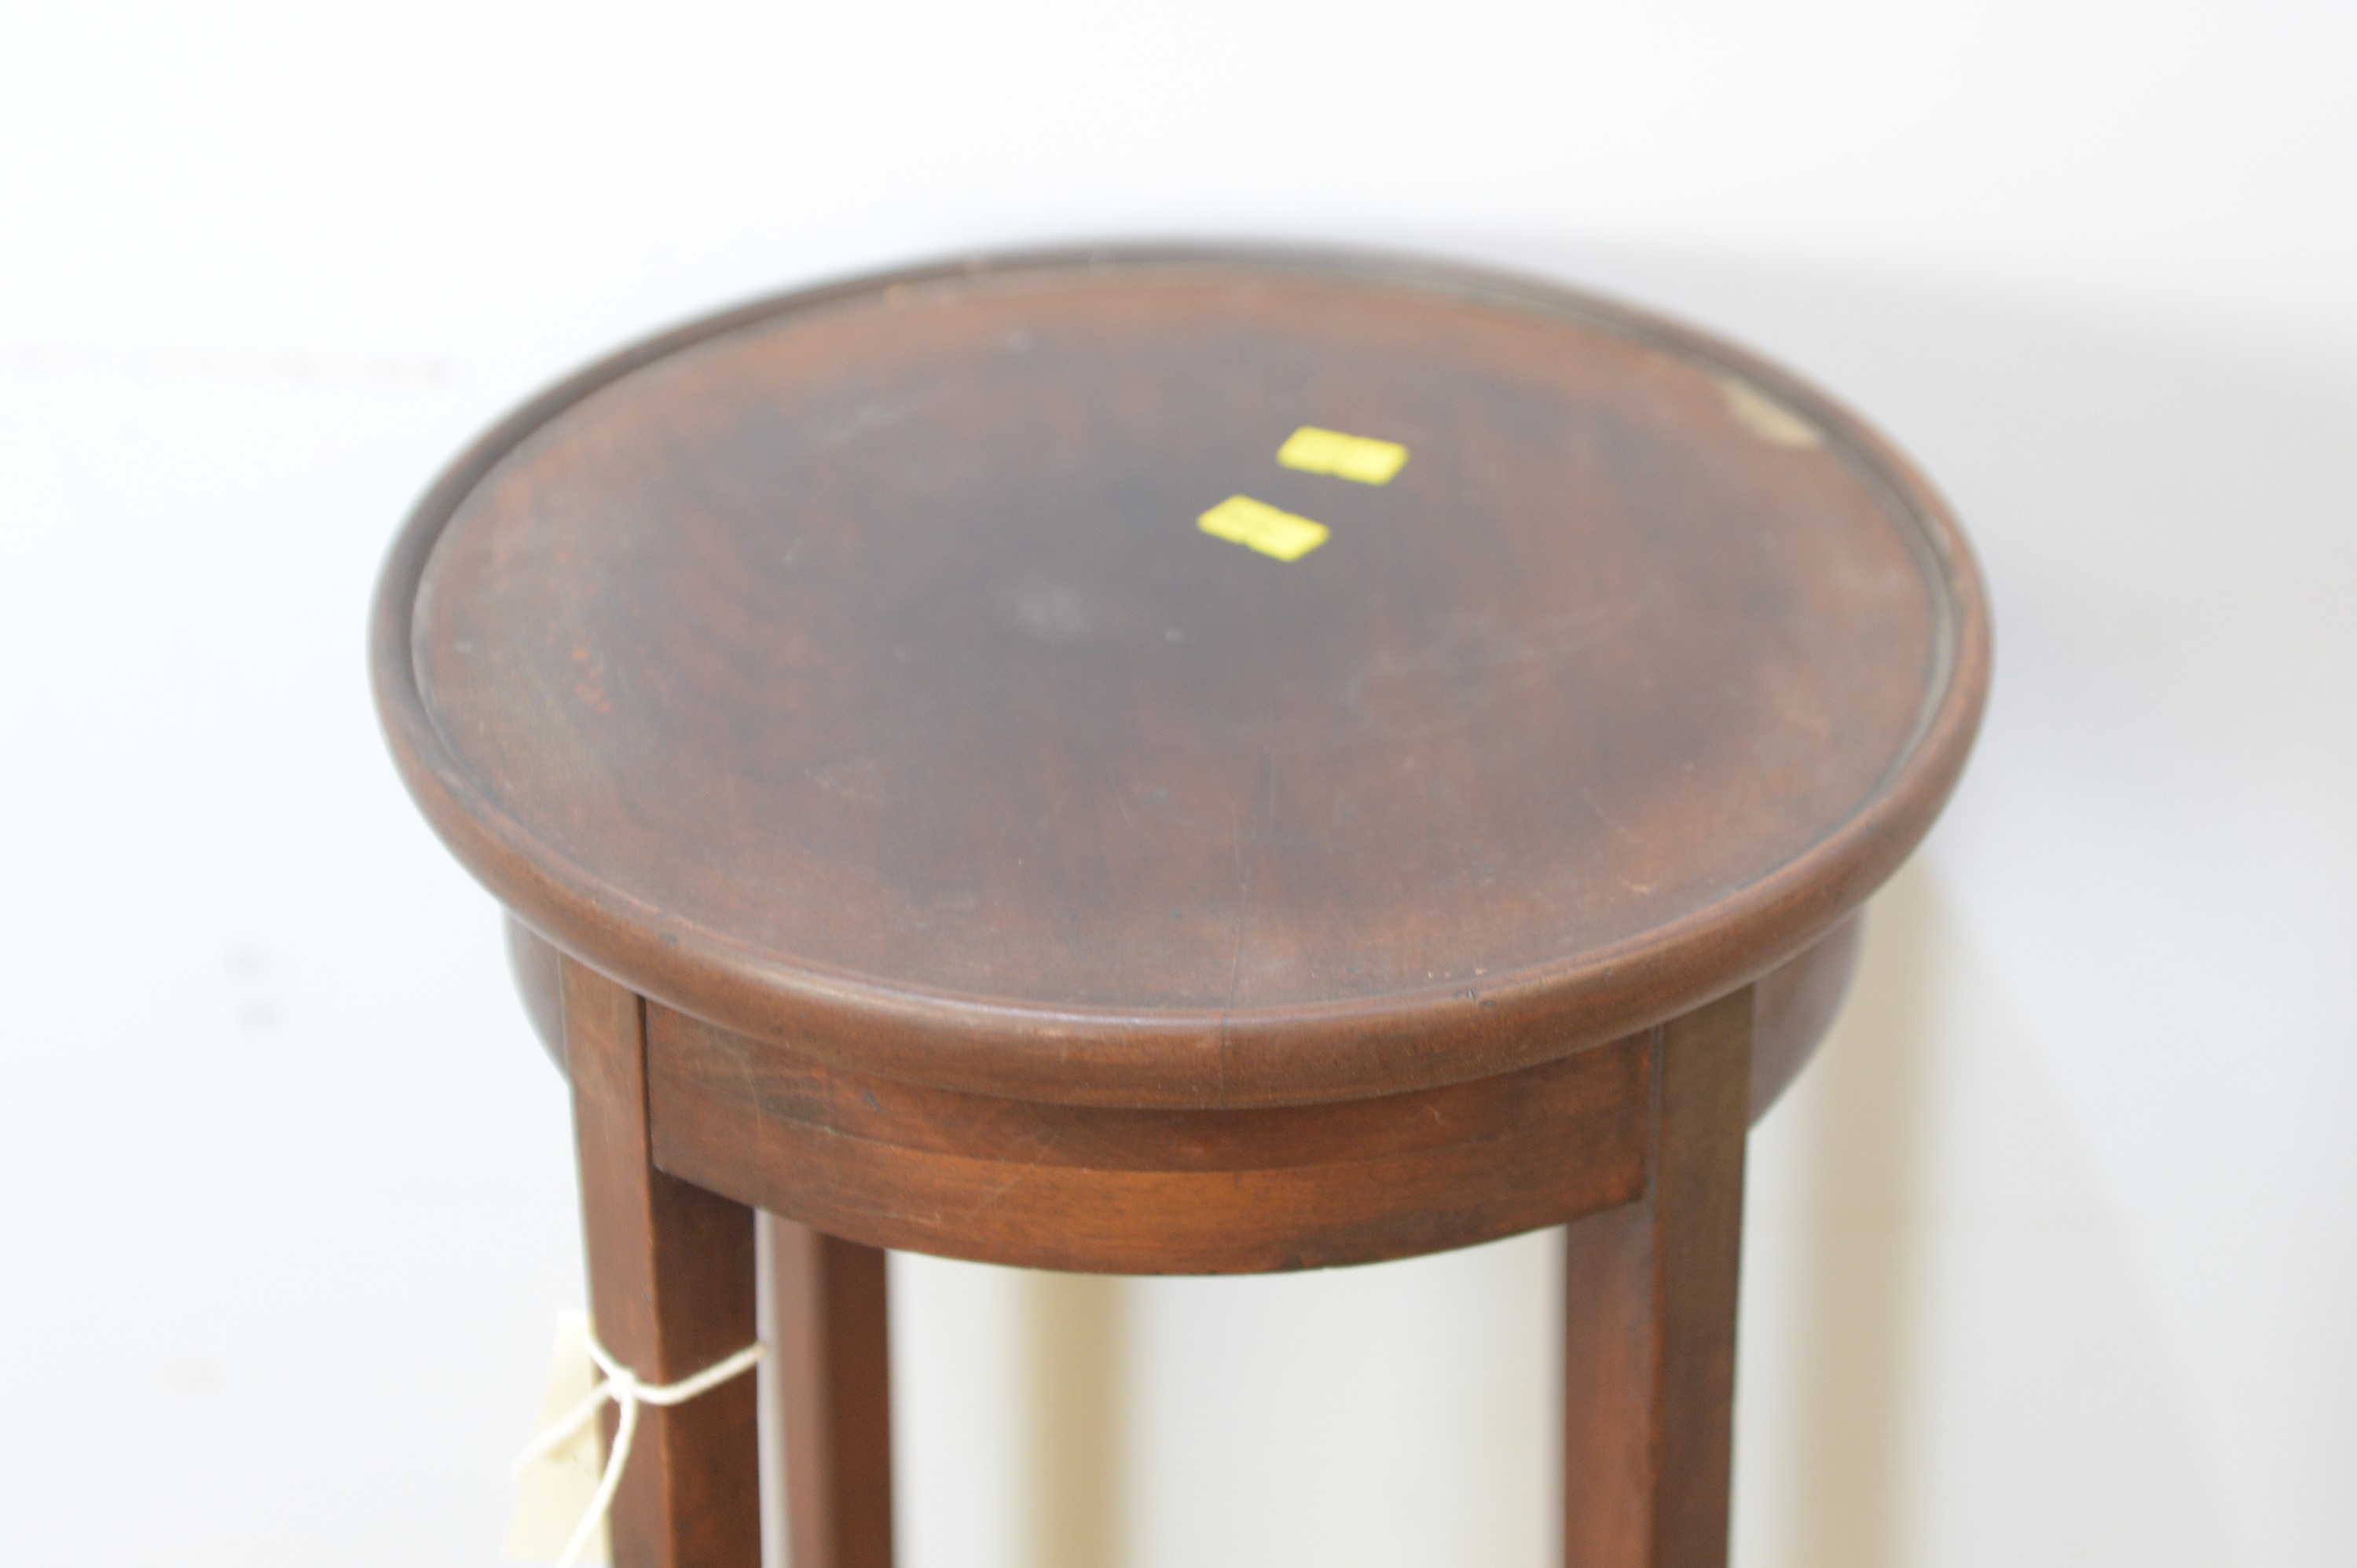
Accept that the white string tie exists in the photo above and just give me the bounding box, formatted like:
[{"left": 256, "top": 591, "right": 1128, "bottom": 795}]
[{"left": 511, "top": 1330, "right": 766, "bottom": 1568}]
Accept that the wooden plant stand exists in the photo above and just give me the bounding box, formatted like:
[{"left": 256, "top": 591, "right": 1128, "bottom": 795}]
[{"left": 373, "top": 247, "right": 1989, "bottom": 1567}]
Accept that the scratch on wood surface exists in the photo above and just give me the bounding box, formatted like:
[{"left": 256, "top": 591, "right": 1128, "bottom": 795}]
[{"left": 1579, "top": 785, "right": 1640, "bottom": 846}]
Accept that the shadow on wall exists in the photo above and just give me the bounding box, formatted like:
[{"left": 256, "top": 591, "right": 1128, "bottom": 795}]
[
  {"left": 1776, "top": 859, "right": 1941, "bottom": 1568},
  {"left": 901, "top": 245, "right": 2351, "bottom": 1568},
  {"left": 1025, "top": 1272, "right": 1127, "bottom": 1568}
]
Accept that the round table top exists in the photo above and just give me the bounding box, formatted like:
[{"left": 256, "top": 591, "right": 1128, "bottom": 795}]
[{"left": 373, "top": 247, "right": 1988, "bottom": 1109}]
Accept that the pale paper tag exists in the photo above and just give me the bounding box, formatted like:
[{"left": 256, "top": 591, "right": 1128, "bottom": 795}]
[{"left": 507, "top": 1310, "right": 609, "bottom": 1565}]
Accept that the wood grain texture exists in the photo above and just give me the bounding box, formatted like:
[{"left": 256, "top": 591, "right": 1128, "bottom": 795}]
[
  {"left": 507, "top": 910, "right": 564, "bottom": 1070},
  {"left": 563, "top": 959, "right": 761, "bottom": 1568},
  {"left": 1563, "top": 987, "right": 1751, "bottom": 1568},
  {"left": 649, "top": 1003, "right": 1648, "bottom": 1274},
  {"left": 764, "top": 1216, "right": 893, "bottom": 1568},
  {"left": 1748, "top": 911, "right": 1858, "bottom": 1117},
  {"left": 373, "top": 244, "right": 1990, "bottom": 1111},
  {"left": 508, "top": 911, "right": 1856, "bottom": 1115}
]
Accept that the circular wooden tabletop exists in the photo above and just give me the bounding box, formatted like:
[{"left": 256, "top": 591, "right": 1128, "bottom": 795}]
[{"left": 373, "top": 247, "right": 1988, "bottom": 1109}]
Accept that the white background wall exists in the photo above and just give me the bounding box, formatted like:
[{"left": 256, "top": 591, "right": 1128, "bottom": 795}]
[{"left": 2, "top": 3, "right": 2352, "bottom": 1564}]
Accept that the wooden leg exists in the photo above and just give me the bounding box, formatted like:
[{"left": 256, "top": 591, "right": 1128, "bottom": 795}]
[
  {"left": 765, "top": 1215, "right": 896, "bottom": 1568},
  {"left": 563, "top": 959, "right": 761, "bottom": 1568},
  {"left": 1562, "top": 988, "right": 1752, "bottom": 1568}
]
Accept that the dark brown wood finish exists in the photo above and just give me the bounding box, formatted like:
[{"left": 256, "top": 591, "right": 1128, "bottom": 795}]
[
  {"left": 652, "top": 1001, "right": 1649, "bottom": 1274},
  {"left": 563, "top": 958, "right": 762, "bottom": 1568},
  {"left": 764, "top": 1217, "right": 894, "bottom": 1568},
  {"left": 508, "top": 910, "right": 1857, "bottom": 1116},
  {"left": 1563, "top": 989, "right": 1752, "bottom": 1568},
  {"left": 376, "top": 246, "right": 1989, "bottom": 1111},
  {"left": 370, "top": 246, "right": 1992, "bottom": 1568},
  {"left": 1749, "top": 912, "right": 1859, "bottom": 1117}
]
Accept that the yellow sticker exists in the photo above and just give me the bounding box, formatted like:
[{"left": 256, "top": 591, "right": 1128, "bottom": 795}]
[
  {"left": 1276, "top": 425, "right": 1409, "bottom": 485},
  {"left": 1197, "top": 495, "right": 1329, "bottom": 562}
]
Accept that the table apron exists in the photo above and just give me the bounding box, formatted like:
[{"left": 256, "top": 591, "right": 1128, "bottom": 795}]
[{"left": 643, "top": 1004, "right": 1654, "bottom": 1274}]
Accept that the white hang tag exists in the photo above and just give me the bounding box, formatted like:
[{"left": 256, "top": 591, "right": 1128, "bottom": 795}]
[{"left": 507, "top": 1310, "right": 610, "bottom": 1565}]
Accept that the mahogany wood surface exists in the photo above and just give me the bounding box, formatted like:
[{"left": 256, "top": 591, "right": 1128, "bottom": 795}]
[
  {"left": 505, "top": 909, "right": 1857, "bottom": 1127},
  {"left": 376, "top": 245, "right": 1989, "bottom": 1112},
  {"left": 651, "top": 998, "right": 1648, "bottom": 1273},
  {"left": 763, "top": 1217, "right": 894, "bottom": 1568},
  {"left": 560, "top": 960, "right": 761, "bottom": 1568}
]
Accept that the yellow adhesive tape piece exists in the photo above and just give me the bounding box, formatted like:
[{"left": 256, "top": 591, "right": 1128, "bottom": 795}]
[
  {"left": 1276, "top": 425, "right": 1409, "bottom": 485},
  {"left": 1197, "top": 495, "right": 1330, "bottom": 562}
]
